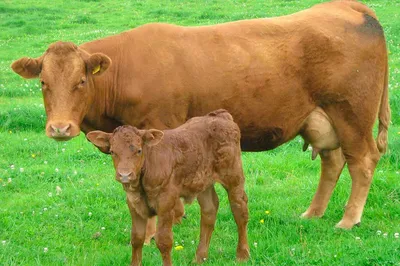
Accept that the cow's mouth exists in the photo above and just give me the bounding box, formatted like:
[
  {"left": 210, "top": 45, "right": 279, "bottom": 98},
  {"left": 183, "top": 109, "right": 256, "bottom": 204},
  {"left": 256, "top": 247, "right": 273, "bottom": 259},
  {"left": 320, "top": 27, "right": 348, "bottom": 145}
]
[{"left": 51, "top": 136, "right": 74, "bottom": 141}]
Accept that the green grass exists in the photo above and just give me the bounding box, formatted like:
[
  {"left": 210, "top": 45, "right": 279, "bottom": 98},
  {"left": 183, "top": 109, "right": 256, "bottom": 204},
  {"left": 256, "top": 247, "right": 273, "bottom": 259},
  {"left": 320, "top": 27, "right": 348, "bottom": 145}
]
[{"left": 0, "top": 0, "right": 399, "bottom": 265}]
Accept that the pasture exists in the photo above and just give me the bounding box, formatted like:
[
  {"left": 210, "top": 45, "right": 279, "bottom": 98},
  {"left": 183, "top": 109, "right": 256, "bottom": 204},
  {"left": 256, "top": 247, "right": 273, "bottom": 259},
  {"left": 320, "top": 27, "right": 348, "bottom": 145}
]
[{"left": 0, "top": 0, "right": 399, "bottom": 265}]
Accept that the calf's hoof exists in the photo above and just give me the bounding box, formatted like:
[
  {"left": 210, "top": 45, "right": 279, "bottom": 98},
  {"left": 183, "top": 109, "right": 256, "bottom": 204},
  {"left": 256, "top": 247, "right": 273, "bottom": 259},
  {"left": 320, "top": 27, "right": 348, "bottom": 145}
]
[
  {"left": 194, "top": 255, "right": 208, "bottom": 264},
  {"left": 236, "top": 247, "right": 250, "bottom": 262}
]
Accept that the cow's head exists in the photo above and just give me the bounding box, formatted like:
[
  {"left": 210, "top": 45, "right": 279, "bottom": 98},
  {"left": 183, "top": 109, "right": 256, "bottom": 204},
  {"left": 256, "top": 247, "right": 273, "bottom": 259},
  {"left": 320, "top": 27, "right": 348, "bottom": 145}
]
[
  {"left": 86, "top": 126, "right": 164, "bottom": 184},
  {"left": 11, "top": 41, "right": 111, "bottom": 140}
]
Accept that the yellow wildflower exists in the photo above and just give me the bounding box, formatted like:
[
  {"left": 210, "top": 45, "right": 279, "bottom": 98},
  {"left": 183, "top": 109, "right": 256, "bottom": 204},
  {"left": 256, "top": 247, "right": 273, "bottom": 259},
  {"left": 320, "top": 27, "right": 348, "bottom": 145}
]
[
  {"left": 265, "top": 210, "right": 270, "bottom": 215},
  {"left": 260, "top": 219, "right": 264, "bottom": 224},
  {"left": 174, "top": 245, "right": 184, "bottom": 251},
  {"left": 31, "top": 154, "right": 36, "bottom": 158}
]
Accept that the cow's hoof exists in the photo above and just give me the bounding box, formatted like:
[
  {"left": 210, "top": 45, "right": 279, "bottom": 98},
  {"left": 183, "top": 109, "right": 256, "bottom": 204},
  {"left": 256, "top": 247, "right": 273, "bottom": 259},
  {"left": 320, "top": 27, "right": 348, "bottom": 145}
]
[
  {"left": 335, "top": 219, "right": 359, "bottom": 229},
  {"left": 300, "top": 209, "right": 324, "bottom": 219}
]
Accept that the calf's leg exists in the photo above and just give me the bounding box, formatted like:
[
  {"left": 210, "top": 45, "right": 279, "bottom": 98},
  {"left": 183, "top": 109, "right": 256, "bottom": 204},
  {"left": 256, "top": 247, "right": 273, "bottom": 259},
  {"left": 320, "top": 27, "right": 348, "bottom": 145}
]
[
  {"left": 155, "top": 195, "right": 176, "bottom": 266},
  {"left": 301, "top": 148, "right": 346, "bottom": 218},
  {"left": 129, "top": 210, "right": 147, "bottom": 266},
  {"left": 195, "top": 185, "right": 219, "bottom": 263},
  {"left": 224, "top": 182, "right": 249, "bottom": 261}
]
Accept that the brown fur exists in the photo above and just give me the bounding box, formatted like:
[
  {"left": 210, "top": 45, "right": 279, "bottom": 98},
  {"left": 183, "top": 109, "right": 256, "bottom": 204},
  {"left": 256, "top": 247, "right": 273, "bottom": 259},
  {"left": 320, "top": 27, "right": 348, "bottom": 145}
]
[
  {"left": 86, "top": 110, "right": 249, "bottom": 265},
  {"left": 11, "top": 1, "right": 390, "bottom": 229}
]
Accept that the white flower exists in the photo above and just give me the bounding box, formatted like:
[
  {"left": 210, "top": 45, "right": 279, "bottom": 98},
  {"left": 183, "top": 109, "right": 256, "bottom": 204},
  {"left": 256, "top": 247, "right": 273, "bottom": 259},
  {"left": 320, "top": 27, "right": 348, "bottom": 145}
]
[
  {"left": 383, "top": 232, "right": 388, "bottom": 238},
  {"left": 43, "top": 247, "right": 48, "bottom": 253},
  {"left": 355, "top": 236, "right": 361, "bottom": 240},
  {"left": 24, "top": 138, "right": 27, "bottom": 141},
  {"left": 55, "top": 168, "right": 59, "bottom": 172},
  {"left": 7, "top": 178, "right": 12, "bottom": 183},
  {"left": 44, "top": 161, "right": 48, "bottom": 164},
  {"left": 253, "top": 242, "right": 258, "bottom": 247},
  {"left": 56, "top": 186, "right": 62, "bottom": 195},
  {"left": 88, "top": 212, "right": 92, "bottom": 217},
  {"left": 10, "top": 165, "right": 15, "bottom": 170},
  {"left": 62, "top": 148, "right": 65, "bottom": 152},
  {"left": 43, "top": 208, "right": 48, "bottom": 211},
  {"left": 101, "top": 227, "right": 105, "bottom": 230},
  {"left": 19, "top": 168, "right": 24, "bottom": 173},
  {"left": 191, "top": 240, "right": 195, "bottom": 245},
  {"left": 376, "top": 230, "right": 382, "bottom": 235},
  {"left": 74, "top": 170, "right": 78, "bottom": 175},
  {"left": 48, "top": 192, "right": 52, "bottom": 197},
  {"left": 394, "top": 233, "right": 399, "bottom": 239},
  {"left": 1, "top": 240, "right": 6, "bottom": 245}
]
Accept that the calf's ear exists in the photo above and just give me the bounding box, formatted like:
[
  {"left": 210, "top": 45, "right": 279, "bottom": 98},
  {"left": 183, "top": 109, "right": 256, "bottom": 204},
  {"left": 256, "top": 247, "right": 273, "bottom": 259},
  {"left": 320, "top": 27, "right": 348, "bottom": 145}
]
[
  {"left": 11, "top": 56, "right": 43, "bottom": 79},
  {"left": 86, "top": 131, "right": 112, "bottom": 154},
  {"left": 142, "top": 129, "right": 164, "bottom": 147},
  {"left": 86, "top": 53, "right": 111, "bottom": 76}
]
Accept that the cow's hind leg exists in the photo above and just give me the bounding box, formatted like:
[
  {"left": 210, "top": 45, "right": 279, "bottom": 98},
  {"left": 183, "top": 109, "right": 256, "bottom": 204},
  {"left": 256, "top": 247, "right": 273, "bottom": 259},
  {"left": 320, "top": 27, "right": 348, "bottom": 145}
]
[
  {"left": 336, "top": 139, "right": 380, "bottom": 229},
  {"left": 144, "top": 216, "right": 157, "bottom": 245},
  {"left": 195, "top": 186, "right": 219, "bottom": 263},
  {"left": 301, "top": 148, "right": 346, "bottom": 218},
  {"left": 223, "top": 180, "right": 250, "bottom": 261},
  {"left": 325, "top": 106, "right": 381, "bottom": 229}
]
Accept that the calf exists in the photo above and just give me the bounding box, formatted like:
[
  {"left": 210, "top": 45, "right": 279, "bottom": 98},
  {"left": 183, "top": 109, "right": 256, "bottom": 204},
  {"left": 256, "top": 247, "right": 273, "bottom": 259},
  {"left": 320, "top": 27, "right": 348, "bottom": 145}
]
[{"left": 87, "top": 109, "right": 249, "bottom": 265}]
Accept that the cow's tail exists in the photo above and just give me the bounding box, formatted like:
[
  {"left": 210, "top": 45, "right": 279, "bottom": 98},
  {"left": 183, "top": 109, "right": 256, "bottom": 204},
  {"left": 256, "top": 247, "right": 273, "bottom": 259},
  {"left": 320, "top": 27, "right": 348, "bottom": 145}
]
[{"left": 376, "top": 57, "right": 390, "bottom": 154}]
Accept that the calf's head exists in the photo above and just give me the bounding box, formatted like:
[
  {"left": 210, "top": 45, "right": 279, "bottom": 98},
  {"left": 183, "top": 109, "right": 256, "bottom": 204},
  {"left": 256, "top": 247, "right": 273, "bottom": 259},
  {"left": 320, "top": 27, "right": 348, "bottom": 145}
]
[
  {"left": 86, "top": 125, "right": 164, "bottom": 184},
  {"left": 11, "top": 41, "right": 111, "bottom": 141}
]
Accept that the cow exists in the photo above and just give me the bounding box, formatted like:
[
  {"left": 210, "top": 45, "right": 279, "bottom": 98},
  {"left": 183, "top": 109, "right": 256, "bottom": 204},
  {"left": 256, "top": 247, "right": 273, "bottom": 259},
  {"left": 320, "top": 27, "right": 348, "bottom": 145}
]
[
  {"left": 86, "top": 110, "right": 249, "bottom": 265},
  {"left": 11, "top": 0, "right": 390, "bottom": 229}
]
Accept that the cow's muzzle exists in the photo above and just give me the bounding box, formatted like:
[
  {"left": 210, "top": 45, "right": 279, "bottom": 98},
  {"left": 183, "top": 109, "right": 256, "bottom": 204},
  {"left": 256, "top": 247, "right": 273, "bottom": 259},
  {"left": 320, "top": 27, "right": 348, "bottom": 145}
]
[{"left": 46, "top": 121, "right": 80, "bottom": 140}]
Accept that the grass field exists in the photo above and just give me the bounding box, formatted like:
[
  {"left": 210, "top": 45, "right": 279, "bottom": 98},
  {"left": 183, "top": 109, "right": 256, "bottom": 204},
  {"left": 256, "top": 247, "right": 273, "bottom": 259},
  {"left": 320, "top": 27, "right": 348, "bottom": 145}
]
[{"left": 0, "top": 0, "right": 399, "bottom": 265}]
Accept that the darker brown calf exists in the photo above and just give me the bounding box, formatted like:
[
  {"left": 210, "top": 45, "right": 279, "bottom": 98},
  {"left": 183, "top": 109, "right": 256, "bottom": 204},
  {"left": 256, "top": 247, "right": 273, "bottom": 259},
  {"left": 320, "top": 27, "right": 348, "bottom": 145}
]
[{"left": 87, "top": 109, "right": 249, "bottom": 266}]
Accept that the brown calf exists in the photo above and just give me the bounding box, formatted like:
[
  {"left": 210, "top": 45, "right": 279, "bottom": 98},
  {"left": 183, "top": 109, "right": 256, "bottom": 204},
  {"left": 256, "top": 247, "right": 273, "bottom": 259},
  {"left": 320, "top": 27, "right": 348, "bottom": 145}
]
[{"left": 86, "top": 110, "right": 249, "bottom": 265}]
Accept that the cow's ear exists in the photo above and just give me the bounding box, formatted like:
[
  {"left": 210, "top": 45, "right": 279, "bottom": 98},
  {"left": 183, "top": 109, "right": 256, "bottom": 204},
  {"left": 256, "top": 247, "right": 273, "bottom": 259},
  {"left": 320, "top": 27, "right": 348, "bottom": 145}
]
[
  {"left": 86, "top": 53, "right": 111, "bottom": 76},
  {"left": 86, "top": 131, "right": 112, "bottom": 154},
  {"left": 11, "top": 56, "right": 43, "bottom": 79},
  {"left": 142, "top": 129, "right": 164, "bottom": 147}
]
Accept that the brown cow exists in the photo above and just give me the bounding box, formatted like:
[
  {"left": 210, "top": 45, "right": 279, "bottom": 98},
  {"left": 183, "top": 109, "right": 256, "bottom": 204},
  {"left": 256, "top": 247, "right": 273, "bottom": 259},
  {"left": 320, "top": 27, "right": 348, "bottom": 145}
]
[
  {"left": 86, "top": 110, "right": 249, "bottom": 266},
  {"left": 11, "top": 0, "right": 390, "bottom": 229}
]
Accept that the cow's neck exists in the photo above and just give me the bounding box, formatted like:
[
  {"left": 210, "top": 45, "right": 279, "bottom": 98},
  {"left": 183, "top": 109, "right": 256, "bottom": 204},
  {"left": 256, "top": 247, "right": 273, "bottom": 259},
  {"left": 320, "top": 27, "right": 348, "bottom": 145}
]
[{"left": 81, "top": 73, "right": 123, "bottom": 134}]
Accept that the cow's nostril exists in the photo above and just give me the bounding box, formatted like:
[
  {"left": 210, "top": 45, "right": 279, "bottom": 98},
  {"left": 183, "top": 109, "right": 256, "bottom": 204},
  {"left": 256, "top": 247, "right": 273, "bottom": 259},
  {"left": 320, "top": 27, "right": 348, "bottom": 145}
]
[{"left": 50, "top": 124, "right": 71, "bottom": 136}]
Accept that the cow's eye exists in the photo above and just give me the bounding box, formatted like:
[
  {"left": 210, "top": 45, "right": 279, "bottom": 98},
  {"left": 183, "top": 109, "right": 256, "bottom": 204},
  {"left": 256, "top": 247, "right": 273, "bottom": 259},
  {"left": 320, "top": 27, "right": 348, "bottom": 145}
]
[
  {"left": 40, "top": 80, "right": 45, "bottom": 86},
  {"left": 137, "top": 149, "right": 142, "bottom": 155},
  {"left": 109, "top": 150, "right": 114, "bottom": 155},
  {"left": 80, "top": 78, "right": 86, "bottom": 85}
]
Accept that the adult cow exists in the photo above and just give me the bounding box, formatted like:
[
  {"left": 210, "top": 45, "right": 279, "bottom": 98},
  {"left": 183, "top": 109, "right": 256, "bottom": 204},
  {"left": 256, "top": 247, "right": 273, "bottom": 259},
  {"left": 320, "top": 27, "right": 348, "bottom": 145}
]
[{"left": 11, "top": 0, "right": 389, "bottom": 229}]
